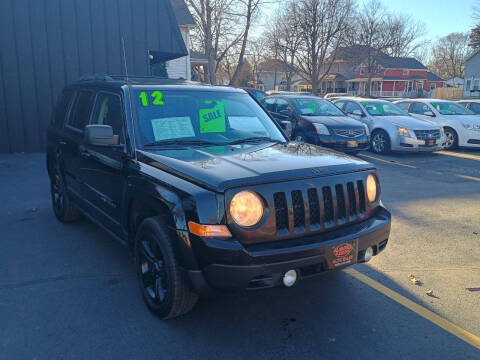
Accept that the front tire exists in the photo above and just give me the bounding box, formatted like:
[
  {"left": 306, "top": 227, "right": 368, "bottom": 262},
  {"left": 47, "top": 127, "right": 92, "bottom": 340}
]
[
  {"left": 443, "top": 127, "right": 458, "bottom": 150},
  {"left": 50, "top": 165, "right": 81, "bottom": 222},
  {"left": 135, "top": 217, "right": 198, "bottom": 319},
  {"left": 371, "top": 130, "right": 391, "bottom": 154}
]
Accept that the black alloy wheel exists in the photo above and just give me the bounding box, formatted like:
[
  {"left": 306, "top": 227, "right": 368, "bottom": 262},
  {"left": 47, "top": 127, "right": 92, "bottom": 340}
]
[
  {"left": 50, "top": 165, "right": 80, "bottom": 222},
  {"left": 135, "top": 217, "right": 198, "bottom": 319},
  {"left": 371, "top": 130, "right": 391, "bottom": 154}
]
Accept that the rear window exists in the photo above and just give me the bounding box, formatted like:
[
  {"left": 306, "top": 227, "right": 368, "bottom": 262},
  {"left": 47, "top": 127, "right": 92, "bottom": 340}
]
[
  {"left": 68, "top": 90, "right": 95, "bottom": 131},
  {"left": 54, "top": 89, "right": 74, "bottom": 126}
]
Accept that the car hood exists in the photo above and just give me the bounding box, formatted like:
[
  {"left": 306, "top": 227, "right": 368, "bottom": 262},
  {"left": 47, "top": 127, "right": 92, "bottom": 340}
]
[
  {"left": 379, "top": 115, "right": 440, "bottom": 129},
  {"left": 137, "top": 142, "right": 374, "bottom": 192},
  {"left": 299, "top": 115, "right": 364, "bottom": 128}
]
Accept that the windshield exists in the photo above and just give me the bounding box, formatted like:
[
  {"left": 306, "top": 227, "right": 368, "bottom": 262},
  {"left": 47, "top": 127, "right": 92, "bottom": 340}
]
[
  {"left": 361, "top": 101, "right": 407, "bottom": 116},
  {"left": 291, "top": 98, "right": 344, "bottom": 116},
  {"left": 430, "top": 101, "right": 475, "bottom": 115},
  {"left": 250, "top": 90, "right": 267, "bottom": 101},
  {"left": 132, "top": 89, "right": 286, "bottom": 147}
]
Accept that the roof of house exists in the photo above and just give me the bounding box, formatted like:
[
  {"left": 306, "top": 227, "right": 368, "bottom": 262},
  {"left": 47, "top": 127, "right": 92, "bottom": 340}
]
[
  {"left": 331, "top": 45, "right": 386, "bottom": 62},
  {"left": 170, "top": 0, "right": 195, "bottom": 26},
  {"left": 466, "top": 48, "right": 480, "bottom": 62},
  {"left": 427, "top": 72, "right": 445, "bottom": 81},
  {"left": 375, "top": 56, "right": 427, "bottom": 70}
]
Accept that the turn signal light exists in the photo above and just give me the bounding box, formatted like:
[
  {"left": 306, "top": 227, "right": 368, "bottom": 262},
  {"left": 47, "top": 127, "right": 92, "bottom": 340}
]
[{"left": 188, "top": 221, "right": 231, "bottom": 237}]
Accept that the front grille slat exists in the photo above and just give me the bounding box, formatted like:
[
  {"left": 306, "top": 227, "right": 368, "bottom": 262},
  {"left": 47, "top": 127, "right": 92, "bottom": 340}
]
[
  {"left": 413, "top": 129, "right": 441, "bottom": 140},
  {"left": 291, "top": 190, "right": 305, "bottom": 231},
  {"left": 333, "top": 128, "right": 365, "bottom": 138},
  {"left": 272, "top": 178, "right": 369, "bottom": 235}
]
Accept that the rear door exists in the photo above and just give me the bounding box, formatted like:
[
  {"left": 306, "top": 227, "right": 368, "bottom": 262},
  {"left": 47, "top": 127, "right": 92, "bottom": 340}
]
[
  {"left": 60, "top": 89, "right": 95, "bottom": 200},
  {"left": 409, "top": 102, "right": 433, "bottom": 121},
  {"left": 79, "top": 91, "right": 128, "bottom": 237}
]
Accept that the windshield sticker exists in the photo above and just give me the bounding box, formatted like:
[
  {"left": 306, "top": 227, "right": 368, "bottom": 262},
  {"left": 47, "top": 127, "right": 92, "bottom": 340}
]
[
  {"left": 199, "top": 101, "right": 226, "bottom": 133},
  {"left": 307, "top": 102, "right": 316, "bottom": 113},
  {"left": 139, "top": 91, "right": 165, "bottom": 107},
  {"left": 151, "top": 117, "right": 194, "bottom": 141}
]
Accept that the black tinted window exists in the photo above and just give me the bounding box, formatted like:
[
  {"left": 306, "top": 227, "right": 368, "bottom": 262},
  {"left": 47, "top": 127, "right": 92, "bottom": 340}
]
[
  {"left": 468, "top": 102, "right": 480, "bottom": 114},
  {"left": 262, "top": 98, "right": 276, "bottom": 112},
  {"left": 276, "top": 99, "right": 289, "bottom": 112},
  {"left": 344, "top": 101, "right": 362, "bottom": 114},
  {"left": 396, "top": 102, "right": 411, "bottom": 111},
  {"left": 54, "top": 90, "right": 74, "bottom": 126},
  {"left": 410, "top": 102, "right": 430, "bottom": 115},
  {"left": 69, "top": 91, "right": 94, "bottom": 131},
  {"left": 92, "top": 93, "right": 124, "bottom": 142}
]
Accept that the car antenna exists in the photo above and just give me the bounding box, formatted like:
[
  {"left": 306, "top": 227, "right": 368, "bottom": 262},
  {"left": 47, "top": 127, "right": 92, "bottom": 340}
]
[{"left": 122, "top": 37, "right": 138, "bottom": 161}]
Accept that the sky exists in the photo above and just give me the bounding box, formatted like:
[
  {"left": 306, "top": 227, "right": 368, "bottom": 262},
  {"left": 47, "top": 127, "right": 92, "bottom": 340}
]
[{"left": 254, "top": 0, "right": 478, "bottom": 41}]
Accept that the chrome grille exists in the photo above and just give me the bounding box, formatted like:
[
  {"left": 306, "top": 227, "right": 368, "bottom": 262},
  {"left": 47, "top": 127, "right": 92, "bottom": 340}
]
[
  {"left": 333, "top": 128, "right": 365, "bottom": 138},
  {"left": 413, "top": 129, "right": 441, "bottom": 140}
]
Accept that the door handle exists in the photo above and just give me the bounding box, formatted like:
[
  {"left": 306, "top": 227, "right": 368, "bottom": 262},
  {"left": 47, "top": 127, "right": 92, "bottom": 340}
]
[{"left": 79, "top": 146, "right": 91, "bottom": 158}]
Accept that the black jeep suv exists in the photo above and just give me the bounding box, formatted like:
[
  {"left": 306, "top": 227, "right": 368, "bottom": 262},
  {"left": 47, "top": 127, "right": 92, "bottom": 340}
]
[{"left": 46, "top": 76, "right": 391, "bottom": 319}]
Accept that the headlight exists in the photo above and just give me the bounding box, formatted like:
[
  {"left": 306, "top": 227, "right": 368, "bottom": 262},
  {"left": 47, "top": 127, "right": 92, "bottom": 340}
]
[
  {"left": 461, "top": 122, "right": 480, "bottom": 131},
  {"left": 366, "top": 174, "right": 378, "bottom": 203},
  {"left": 396, "top": 126, "right": 410, "bottom": 137},
  {"left": 313, "top": 123, "right": 330, "bottom": 135},
  {"left": 363, "top": 123, "right": 370, "bottom": 136},
  {"left": 230, "top": 191, "right": 264, "bottom": 227}
]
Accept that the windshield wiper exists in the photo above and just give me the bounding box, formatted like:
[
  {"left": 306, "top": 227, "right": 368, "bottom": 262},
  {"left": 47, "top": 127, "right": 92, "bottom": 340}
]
[
  {"left": 143, "top": 139, "right": 222, "bottom": 147},
  {"left": 226, "top": 137, "right": 284, "bottom": 145}
]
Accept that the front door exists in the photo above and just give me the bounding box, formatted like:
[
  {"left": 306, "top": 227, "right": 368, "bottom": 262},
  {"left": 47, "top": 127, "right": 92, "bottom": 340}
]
[{"left": 79, "top": 91, "right": 128, "bottom": 238}]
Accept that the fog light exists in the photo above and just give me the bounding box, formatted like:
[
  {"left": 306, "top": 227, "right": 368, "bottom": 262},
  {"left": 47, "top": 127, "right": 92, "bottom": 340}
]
[
  {"left": 283, "top": 270, "right": 297, "bottom": 287},
  {"left": 364, "top": 246, "right": 374, "bottom": 262}
]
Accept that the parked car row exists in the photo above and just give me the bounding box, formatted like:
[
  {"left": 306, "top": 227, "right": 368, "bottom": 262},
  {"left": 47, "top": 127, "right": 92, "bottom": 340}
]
[{"left": 255, "top": 92, "right": 480, "bottom": 155}]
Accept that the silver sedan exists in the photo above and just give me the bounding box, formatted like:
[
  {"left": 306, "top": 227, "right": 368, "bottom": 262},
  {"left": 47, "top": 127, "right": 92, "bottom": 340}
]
[{"left": 333, "top": 98, "right": 447, "bottom": 154}]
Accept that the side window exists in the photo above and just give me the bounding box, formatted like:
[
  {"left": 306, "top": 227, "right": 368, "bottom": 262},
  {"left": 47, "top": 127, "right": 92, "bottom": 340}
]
[
  {"left": 396, "top": 102, "right": 411, "bottom": 112},
  {"left": 410, "top": 102, "right": 429, "bottom": 115},
  {"left": 262, "top": 98, "right": 276, "bottom": 112},
  {"left": 54, "top": 89, "right": 74, "bottom": 126},
  {"left": 68, "top": 90, "right": 95, "bottom": 132},
  {"left": 344, "top": 101, "right": 362, "bottom": 114},
  {"left": 276, "top": 99, "right": 289, "bottom": 113},
  {"left": 334, "top": 101, "right": 345, "bottom": 110},
  {"left": 91, "top": 92, "right": 124, "bottom": 143},
  {"left": 469, "top": 102, "right": 480, "bottom": 114}
]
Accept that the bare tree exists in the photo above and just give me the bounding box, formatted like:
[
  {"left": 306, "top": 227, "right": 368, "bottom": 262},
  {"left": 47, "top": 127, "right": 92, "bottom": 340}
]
[
  {"left": 428, "top": 32, "right": 470, "bottom": 80},
  {"left": 353, "top": 0, "right": 394, "bottom": 96},
  {"left": 294, "top": 0, "right": 354, "bottom": 94},
  {"left": 229, "top": 0, "right": 263, "bottom": 85},
  {"left": 384, "top": 14, "right": 426, "bottom": 57},
  {"left": 187, "top": 0, "right": 243, "bottom": 84}
]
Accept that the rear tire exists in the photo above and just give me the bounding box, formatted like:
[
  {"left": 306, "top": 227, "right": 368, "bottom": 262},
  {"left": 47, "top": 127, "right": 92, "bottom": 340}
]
[
  {"left": 50, "top": 165, "right": 81, "bottom": 222},
  {"left": 371, "top": 130, "right": 391, "bottom": 154},
  {"left": 443, "top": 127, "right": 458, "bottom": 150},
  {"left": 135, "top": 217, "right": 198, "bottom": 319}
]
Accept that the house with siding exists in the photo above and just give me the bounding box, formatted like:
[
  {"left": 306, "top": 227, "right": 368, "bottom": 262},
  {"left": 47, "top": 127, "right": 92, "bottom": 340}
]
[
  {"left": 255, "top": 59, "right": 301, "bottom": 92},
  {"left": 463, "top": 49, "right": 480, "bottom": 98},
  {"left": 348, "top": 55, "right": 445, "bottom": 97}
]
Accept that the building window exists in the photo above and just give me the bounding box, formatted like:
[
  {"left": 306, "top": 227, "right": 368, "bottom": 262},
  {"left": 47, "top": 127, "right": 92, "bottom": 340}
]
[
  {"left": 430, "top": 83, "right": 436, "bottom": 91},
  {"left": 466, "top": 79, "right": 471, "bottom": 91},
  {"left": 359, "top": 67, "right": 365, "bottom": 75},
  {"left": 407, "top": 81, "right": 413, "bottom": 92},
  {"left": 403, "top": 69, "right": 409, "bottom": 76},
  {"left": 474, "top": 79, "right": 479, "bottom": 91}
]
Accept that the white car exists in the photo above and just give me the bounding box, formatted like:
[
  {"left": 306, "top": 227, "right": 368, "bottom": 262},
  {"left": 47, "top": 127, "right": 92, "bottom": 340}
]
[
  {"left": 333, "top": 98, "right": 446, "bottom": 154},
  {"left": 394, "top": 99, "right": 480, "bottom": 150}
]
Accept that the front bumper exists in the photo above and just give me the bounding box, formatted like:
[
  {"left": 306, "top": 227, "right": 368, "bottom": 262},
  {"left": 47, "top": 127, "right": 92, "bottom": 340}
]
[
  {"left": 391, "top": 134, "right": 446, "bottom": 152},
  {"left": 317, "top": 134, "right": 370, "bottom": 153},
  {"left": 187, "top": 206, "right": 391, "bottom": 294}
]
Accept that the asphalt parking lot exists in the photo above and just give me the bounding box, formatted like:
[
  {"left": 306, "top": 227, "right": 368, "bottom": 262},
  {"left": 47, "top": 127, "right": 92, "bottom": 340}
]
[{"left": 1, "top": 150, "right": 479, "bottom": 359}]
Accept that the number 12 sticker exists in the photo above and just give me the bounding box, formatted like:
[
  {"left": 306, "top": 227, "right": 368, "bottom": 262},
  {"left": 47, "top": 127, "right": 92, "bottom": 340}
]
[{"left": 139, "top": 91, "right": 165, "bottom": 106}]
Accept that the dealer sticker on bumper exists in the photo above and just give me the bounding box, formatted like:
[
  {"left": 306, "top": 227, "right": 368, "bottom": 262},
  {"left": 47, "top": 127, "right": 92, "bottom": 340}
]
[{"left": 325, "top": 239, "right": 358, "bottom": 270}]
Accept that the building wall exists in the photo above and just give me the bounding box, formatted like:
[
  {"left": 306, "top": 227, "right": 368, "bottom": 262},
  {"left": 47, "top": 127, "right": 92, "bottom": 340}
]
[
  {"left": 0, "top": 0, "right": 186, "bottom": 153},
  {"left": 166, "top": 26, "right": 191, "bottom": 80},
  {"left": 463, "top": 52, "right": 480, "bottom": 98}
]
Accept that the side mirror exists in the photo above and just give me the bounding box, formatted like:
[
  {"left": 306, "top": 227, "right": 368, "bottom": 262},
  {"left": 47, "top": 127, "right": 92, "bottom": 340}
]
[
  {"left": 351, "top": 109, "right": 364, "bottom": 116},
  {"left": 84, "top": 125, "right": 119, "bottom": 146},
  {"left": 423, "top": 111, "right": 435, "bottom": 117}
]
